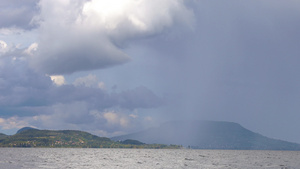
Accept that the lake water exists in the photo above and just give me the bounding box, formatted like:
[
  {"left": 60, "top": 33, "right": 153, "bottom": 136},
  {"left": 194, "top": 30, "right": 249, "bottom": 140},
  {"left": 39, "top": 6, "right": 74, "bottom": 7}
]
[{"left": 0, "top": 148, "right": 299, "bottom": 168}]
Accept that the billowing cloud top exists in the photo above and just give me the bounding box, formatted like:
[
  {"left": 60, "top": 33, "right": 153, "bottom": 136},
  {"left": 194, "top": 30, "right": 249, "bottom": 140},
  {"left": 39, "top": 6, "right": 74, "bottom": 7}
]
[{"left": 29, "top": 0, "right": 194, "bottom": 75}]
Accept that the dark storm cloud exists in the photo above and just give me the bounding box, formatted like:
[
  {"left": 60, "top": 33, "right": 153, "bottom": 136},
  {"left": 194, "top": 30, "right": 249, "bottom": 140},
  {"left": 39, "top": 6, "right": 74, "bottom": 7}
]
[
  {"left": 0, "top": 0, "right": 39, "bottom": 29},
  {"left": 128, "top": 0, "right": 300, "bottom": 142},
  {"left": 31, "top": 37, "right": 131, "bottom": 75}
]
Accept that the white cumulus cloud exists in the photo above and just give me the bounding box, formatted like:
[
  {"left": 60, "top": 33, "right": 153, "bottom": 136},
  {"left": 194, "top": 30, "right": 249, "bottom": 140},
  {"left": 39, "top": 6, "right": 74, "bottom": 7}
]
[
  {"left": 0, "top": 40, "right": 8, "bottom": 54},
  {"left": 23, "top": 42, "right": 38, "bottom": 56},
  {"left": 0, "top": 117, "right": 31, "bottom": 130},
  {"left": 50, "top": 75, "right": 66, "bottom": 86}
]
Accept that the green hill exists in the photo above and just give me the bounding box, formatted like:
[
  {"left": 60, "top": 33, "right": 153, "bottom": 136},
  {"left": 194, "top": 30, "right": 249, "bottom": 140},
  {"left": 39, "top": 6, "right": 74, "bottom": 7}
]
[
  {"left": 0, "top": 133, "right": 7, "bottom": 139},
  {"left": 0, "top": 128, "right": 180, "bottom": 149},
  {"left": 16, "top": 127, "right": 36, "bottom": 134}
]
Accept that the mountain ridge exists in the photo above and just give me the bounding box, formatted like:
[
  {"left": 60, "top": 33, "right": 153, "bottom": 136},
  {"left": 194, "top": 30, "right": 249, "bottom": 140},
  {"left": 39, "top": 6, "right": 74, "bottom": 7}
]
[
  {"left": 0, "top": 128, "right": 180, "bottom": 149},
  {"left": 16, "top": 127, "right": 37, "bottom": 134},
  {"left": 111, "top": 120, "right": 300, "bottom": 150}
]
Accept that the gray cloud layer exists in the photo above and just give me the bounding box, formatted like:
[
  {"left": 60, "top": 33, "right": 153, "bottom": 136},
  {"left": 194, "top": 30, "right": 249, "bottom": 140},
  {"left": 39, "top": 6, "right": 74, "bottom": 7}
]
[
  {"left": 0, "top": 0, "right": 39, "bottom": 30},
  {"left": 0, "top": 52, "right": 163, "bottom": 135},
  {"left": 0, "top": 58, "right": 162, "bottom": 110}
]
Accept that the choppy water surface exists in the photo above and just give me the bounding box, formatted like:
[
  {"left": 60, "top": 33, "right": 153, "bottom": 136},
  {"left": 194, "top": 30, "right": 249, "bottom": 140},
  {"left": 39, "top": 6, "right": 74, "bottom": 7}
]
[{"left": 0, "top": 148, "right": 299, "bottom": 169}]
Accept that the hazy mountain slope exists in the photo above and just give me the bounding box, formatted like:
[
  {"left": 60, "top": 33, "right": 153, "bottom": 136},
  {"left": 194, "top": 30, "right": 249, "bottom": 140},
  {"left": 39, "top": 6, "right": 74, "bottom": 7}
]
[{"left": 112, "top": 121, "right": 300, "bottom": 150}]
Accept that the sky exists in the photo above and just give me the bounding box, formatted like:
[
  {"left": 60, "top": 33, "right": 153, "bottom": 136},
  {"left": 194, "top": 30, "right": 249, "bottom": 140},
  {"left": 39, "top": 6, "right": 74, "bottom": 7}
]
[{"left": 1, "top": 0, "right": 300, "bottom": 143}]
